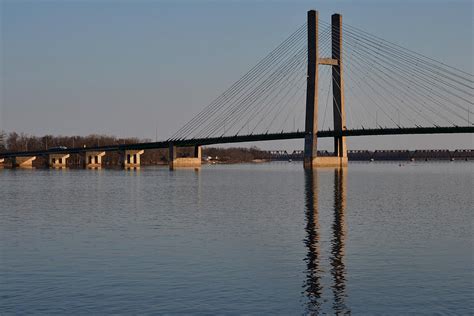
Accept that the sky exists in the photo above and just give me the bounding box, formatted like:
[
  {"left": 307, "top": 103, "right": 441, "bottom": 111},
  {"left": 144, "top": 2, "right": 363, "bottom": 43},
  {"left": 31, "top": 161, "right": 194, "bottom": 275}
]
[{"left": 1, "top": 0, "right": 473, "bottom": 150}]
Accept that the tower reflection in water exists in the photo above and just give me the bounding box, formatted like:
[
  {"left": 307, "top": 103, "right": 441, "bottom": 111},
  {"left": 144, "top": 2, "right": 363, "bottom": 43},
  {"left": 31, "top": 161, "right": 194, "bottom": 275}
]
[{"left": 303, "top": 168, "right": 349, "bottom": 315}]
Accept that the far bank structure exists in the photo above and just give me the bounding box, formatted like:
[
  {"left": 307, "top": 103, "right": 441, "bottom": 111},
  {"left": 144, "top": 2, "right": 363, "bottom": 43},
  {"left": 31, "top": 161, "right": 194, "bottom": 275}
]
[{"left": 0, "top": 147, "right": 472, "bottom": 169}]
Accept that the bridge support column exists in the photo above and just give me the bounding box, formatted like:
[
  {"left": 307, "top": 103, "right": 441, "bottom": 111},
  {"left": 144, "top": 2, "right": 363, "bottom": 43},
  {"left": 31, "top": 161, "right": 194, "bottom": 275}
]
[
  {"left": 169, "top": 144, "right": 202, "bottom": 170},
  {"left": 122, "top": 150, "right": 144, "bottom": 169},
  {"left": 49, "top": 154, "right": 70, "bottom": 168},
  {"left": 84, "top": 151, "right": 105, "bottom": 169},
  {"left": 194, "top": 145, "right": 202, "bottom": 161},
  {"left": 331, "top": 13, "right": 348, "bottom": 166},
  {"left": 11, "top": 156, "right": 36, "bottom": 168},
  {"left": 303, "top": 10, "right": 320, "bottom": 169},
  {"left": 303, "top": 10, "right": 348, "bottom": 168},
  {"left": 0, "top": 158, "right": 4, "bottom": 167}
]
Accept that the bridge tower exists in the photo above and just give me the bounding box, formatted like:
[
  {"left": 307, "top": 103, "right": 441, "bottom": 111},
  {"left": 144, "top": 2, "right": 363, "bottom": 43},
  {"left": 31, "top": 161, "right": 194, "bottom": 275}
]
[{"left": 304, "top": 10, "right": 348, "bottom": 168}]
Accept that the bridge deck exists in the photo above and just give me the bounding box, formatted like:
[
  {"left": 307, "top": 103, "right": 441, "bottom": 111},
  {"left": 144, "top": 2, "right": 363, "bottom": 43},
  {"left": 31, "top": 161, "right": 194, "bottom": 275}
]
[{"left": 1, "top": 126, "right": 472, "bottom": 158}]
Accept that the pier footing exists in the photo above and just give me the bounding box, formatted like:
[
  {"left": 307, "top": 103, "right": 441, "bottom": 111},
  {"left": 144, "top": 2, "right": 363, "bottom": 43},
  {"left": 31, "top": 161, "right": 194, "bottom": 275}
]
[
  {"left": 84, "top": 151, "right": 105, "bottom": 169},
  {"left": 10, "top": 156, "right": 37, "bottom": 169},
  {"left": 304, "top": 156, "right": 348, "bottom": 168},
  {"left": 49, "top": 154, "right": 70, "bottom": 168},
  {"left": 122, "top": 150, "right": 144, "bottom": 169},
  {"left": 169, "top": 145, "right": 201, "bottom": 170}
]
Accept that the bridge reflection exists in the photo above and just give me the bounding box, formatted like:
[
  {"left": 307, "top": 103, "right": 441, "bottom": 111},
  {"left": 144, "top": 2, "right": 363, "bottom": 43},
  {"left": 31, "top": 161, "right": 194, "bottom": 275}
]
[{"left": 303, "top": 168, "right": 350, "bottom": 314}]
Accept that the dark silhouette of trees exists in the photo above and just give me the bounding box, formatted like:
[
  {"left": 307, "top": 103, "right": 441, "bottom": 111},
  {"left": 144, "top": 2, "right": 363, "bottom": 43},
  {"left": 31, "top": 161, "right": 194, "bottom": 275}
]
[
  {"left": 0, "top": 131, "right": 6, "bottom": 152},
  {"left": 203, "top": 146, "right": 270, "bottom": 163}
]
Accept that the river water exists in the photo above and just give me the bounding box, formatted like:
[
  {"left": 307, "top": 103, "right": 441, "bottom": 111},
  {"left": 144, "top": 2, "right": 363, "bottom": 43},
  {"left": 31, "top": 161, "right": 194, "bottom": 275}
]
[{"left": 0, "top": 162, "right": 472, "bottom": 314}]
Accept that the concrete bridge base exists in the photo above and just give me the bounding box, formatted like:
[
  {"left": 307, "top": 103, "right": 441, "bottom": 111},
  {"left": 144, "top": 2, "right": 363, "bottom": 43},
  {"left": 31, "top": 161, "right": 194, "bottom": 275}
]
[
  {"left": 49, "top": 154, "right": 70, "bottom": 168},
  {"left": 84, "top": 151, "right": 105, "bottom": 169},
  {"left": 304, "top": 156, "right": 348, "bottom": 168},
  {"left": 10, "top": 156, "right": 37, "bottom": 168},
  {"left": 169, "top": 145, "right": 201, "bottom": 170},
  {"left": 0, "top": 158, "right": 4, "bottom": 167},
  {"left": 122, "top": 150, "right": 144, "bottom": 169}
]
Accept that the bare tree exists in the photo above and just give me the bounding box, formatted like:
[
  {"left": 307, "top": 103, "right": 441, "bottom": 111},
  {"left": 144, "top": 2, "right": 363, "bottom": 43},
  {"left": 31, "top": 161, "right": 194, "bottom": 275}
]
[{"left": 0, "top": 130, "right": 6, "bottom": 152}]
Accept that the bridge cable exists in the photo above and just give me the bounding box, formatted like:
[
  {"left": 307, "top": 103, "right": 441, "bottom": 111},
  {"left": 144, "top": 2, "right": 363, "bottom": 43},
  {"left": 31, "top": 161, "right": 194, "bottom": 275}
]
[
  {"left": 320, "top": 19, "right": 469, "bottom": 127},
  {"left": 339, "top": 21, "right": 474, "bottom": 80},
  {"left": 170, "top": 23, "right": 307, "bottom": 140},
  {"left": 340, "top": 27, "right": 473, "bottom": 106},
  {"left": 260, "top": 28, "right": 333, "bottom": 134},
  {"left": 187, "top": 31, "right": 308, "bottom": 138},
  {"left": 341, "top": 39, "right": 458, "bottom": 126},
  {"left": 320, "top": 20, "right": 468, "bottom": 127},
  {"left": 245, "top": 26, "right": 333, "bottom": 135},
  {"left": 342, "top": 33, "right": 470, "bottom": 125},
  {"left": 197, "top": 46, "right": 308, "bottom": 138}
]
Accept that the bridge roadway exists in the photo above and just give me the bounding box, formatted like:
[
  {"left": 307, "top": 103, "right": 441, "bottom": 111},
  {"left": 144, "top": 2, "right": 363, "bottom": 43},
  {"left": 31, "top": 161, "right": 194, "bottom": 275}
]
[{"left": 1, "top": 126, "right": 473, "bottom": 158}]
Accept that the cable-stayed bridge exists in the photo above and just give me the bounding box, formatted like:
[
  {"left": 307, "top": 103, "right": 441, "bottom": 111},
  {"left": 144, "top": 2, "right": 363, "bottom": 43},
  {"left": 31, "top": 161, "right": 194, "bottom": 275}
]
[{"left": 1, "top": 10, "right": 472, "bottom": 169}]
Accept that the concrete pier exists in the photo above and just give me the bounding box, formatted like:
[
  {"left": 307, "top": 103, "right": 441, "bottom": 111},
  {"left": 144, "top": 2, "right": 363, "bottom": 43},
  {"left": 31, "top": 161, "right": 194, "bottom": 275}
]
[
  {"left": 330, "top": 13, "right": 348, "bottom": 165},
  {"left": 303, "top": 10, "right": 319, "bottom": 169},
  {"left": 11, "top": 156, "right": 36, "bottom": 168},
  {"left": 304, "top": 156, "right": 348, "bottom": 168},
  {"left": 0, "top": 158, "right": 4, "bottom": 167},
  {"left": 84, "top": 151, "right": 105, "bottom": 168},
  {"left": 169, "top": 144, "right": 201, "bottom": 170},
  {"left": 122, "top": 150, "right": 144, "bottom": 169},
  {"left": 49, "top": 154, "right": 70, "bottom": 168}
]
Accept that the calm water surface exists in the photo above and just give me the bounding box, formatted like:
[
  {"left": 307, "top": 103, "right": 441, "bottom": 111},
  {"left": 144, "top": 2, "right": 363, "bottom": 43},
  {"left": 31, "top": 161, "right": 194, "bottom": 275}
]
[{"left": 1, "top": 162, "right": 472, "bottom": 314}]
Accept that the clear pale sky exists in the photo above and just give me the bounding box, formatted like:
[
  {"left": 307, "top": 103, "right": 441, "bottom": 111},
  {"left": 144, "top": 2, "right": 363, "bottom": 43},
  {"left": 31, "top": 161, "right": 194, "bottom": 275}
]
[{"left": 1, "top": 0, "right": 472, "bottom": 150}]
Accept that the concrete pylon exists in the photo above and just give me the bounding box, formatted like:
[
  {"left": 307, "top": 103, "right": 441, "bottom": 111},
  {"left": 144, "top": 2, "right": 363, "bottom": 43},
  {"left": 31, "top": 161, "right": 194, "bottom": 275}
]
[
  {"left": 169, "top": 144, "right": 202, "bottom": 170},
  {"left": 303, "top": 10, "right": 348, "bottom": 168},
  {"left": 303, "top": 10, "right": 319, "bottom": 169},
  {"left": 11, "top": 156, "right": 36, "bottom": 168},
  {"left": 122, "top": 150, "right": 144, "bottom": 169},
  {"left": 331, "top": 13, "right": 348, "bottom": 164},
  {"left": 0, "top": 158, "right": 4, "bottom": 167},
  {"left": 49, "top": 154, "right": 70, "bottom": 168},
  {"left": 84, "top": 151, "right": 105, "bottom": 169}
]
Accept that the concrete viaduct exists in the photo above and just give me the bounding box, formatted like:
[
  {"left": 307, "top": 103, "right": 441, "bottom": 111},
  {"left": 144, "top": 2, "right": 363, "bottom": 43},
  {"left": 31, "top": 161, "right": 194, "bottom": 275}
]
[{"left": 1, "top": 10, "right": 472, "bottom": 170}]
